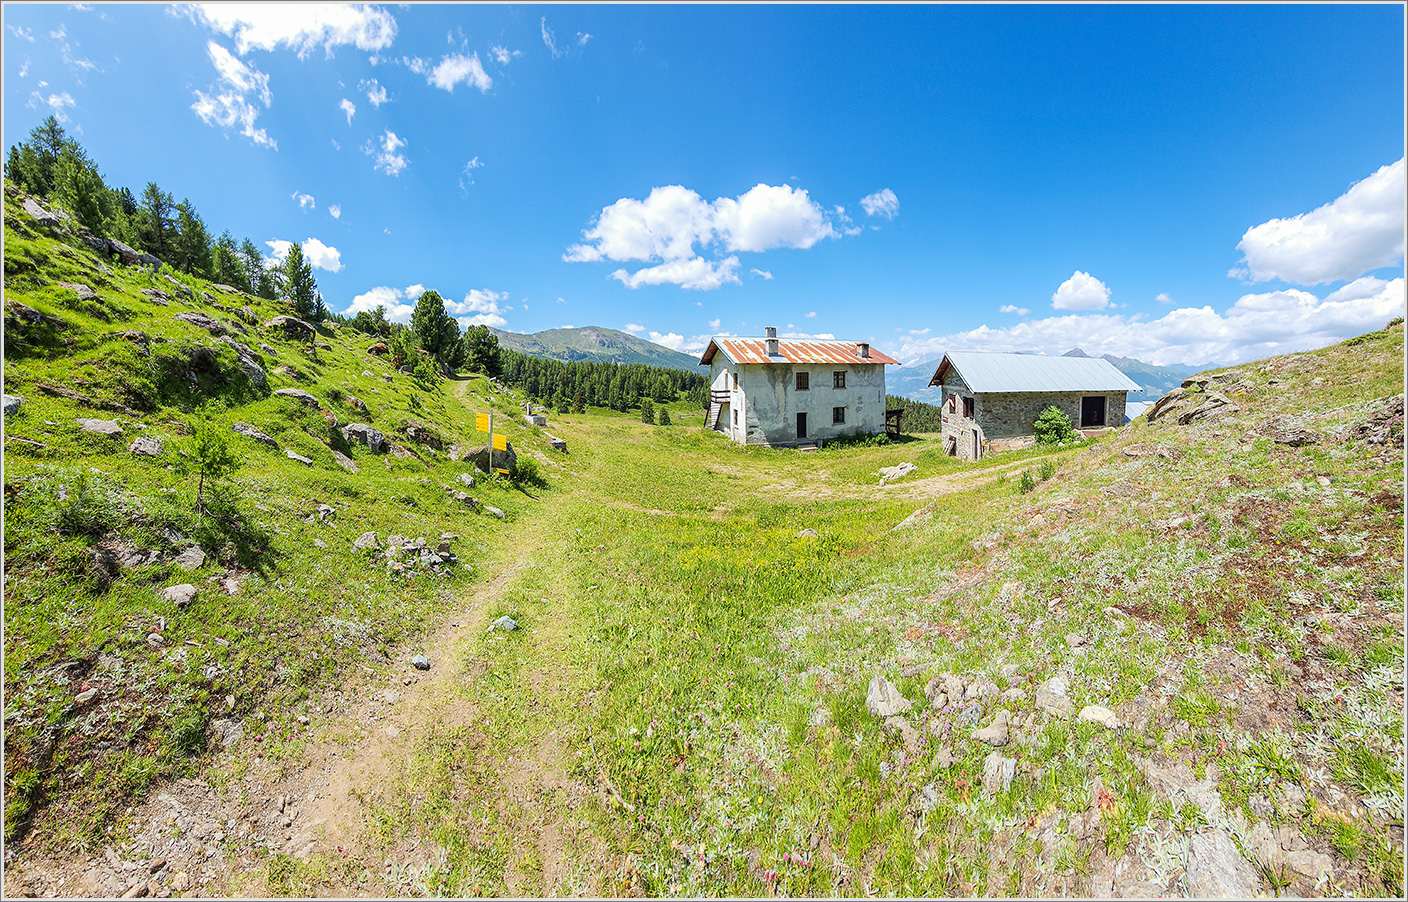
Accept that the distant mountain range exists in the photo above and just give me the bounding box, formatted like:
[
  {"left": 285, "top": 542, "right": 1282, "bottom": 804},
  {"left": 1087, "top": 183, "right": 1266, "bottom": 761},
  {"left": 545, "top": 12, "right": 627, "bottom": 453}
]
[
  {"left": 888, "top": 348, "right": 1208, "bottom": 402},
  {"left": 490, "top": 326, "right": 702, "bottom": 372}
]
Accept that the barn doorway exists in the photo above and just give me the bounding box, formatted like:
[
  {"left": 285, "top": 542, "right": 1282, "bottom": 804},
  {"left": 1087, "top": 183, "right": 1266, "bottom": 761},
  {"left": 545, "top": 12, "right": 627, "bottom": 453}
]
[
  {"left": 1081, "top": 396, "right": 1107, "bottom": 428},
  {"left": 796, "top": 412, "right": 807, "bottom": 439},
  {"left": 972, "top": 430, "right": 979, "bottom": 459}
]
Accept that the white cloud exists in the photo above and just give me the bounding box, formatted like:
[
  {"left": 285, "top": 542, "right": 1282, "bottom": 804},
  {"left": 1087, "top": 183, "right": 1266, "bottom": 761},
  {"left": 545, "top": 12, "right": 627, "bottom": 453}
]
[
  {"left": 999, "top": 304, "right": 1030, "bottom": 315},
  {"left": 708, "top": 318, "right": 721, "bottom": 329},
  {"left": 328, "top": 204, "right": 341, "bottom": 219},
  {"left": 647, "top": 331, "right": 685, "bottom": 351},
  {"left": 300, "top": 237, "right": 342, "bottom": 272},
  {"left": 339, "top": 97, "right": 356, "bottom": 123},
  {"left": 541, "top": 17, "right": 560, "bottom": 57},
  {"left": 363, "top": 129, "right": 407, "bottom": 176},
  {"left": 28, "top": 91, "right": 76, "bottom": 123},
  {"left": 780, "top": 330, "right": 836, "bottom": 340},
  {"left": 345, "top": 285, "right": 414, "bottom": 323},
  {"left": 264, "top": 238, "right": 293, "bottom": 264},
  {"left": 624, "top": 323, "right": 644, "bottom": 333},
  {"left": 18, "top": 61, "right": 30, "bottom": 78},
  {"left": 191, "top": 40, "right": 275, "bottom": 148},
  {"left": 893, "top": 278, "right": 1405, "bottom": 367},
  {"left": 1233, "top": 158, "right": 1405, "bottom": 285},
  {"left": 805, "top": 311, "right": 816, "bottom": 318},
  {"left": 750, "top": 267, "right": 773, "bottom": 280},
  {"left": 908, "top": 328, "right": 931, "bottom": 336},
  {"left": 860, "top": 188, "right": 899, "bottom": 220},
  {"left": 186, "top": 4, "right": 398, "bottom": 58},
  {"left": 403, "top": 55, "right": 428, "bottom": 74},
  {"left": 490, "top": 45, "right": 520, "bottom": 64},
  {"left": 1155, "top": 292, "right": 1172, "bottom": 304},
  {"left": 567, "top": 183, "right": 850, "bottom": 291},
  {"left": 460, "top": 156, "right": 483, "bottom": 191},
  {"left": 292, "top": 191, "right": 315, "bottom": 211},
  {"left": 1051, "top": 270, "right": 1111, "bottom": 311},
  {"left": 577, "top": 32, "right": 592, "bottom": 46},
  {"left": 611, "top": 256, "right": 741, "bottom": 291},
  {"left": 359, "top": 77, "right": 388, "bottom": 106},
  {"left": 7, "top": 24, "right": 35, "bottom": 41},
  {"left": 428, "top": 52, "right": 491, "bottom": 92},
  {"left": 447, "top": 288, "right": 509, "bottom": 328},
  {"left": 404, "top": 283, "right": 425, "bottom": 298}
]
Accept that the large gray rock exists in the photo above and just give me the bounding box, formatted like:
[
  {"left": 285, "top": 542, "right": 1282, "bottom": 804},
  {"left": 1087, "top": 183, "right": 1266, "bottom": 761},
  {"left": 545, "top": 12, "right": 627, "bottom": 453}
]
[
  {"left": 866, "top": 675, "right": 912, "bottom": 718},
  {"left": 76, "top": 417, "right": 123, "bottom": 437},
  {"left": 266, "top": 315, "right": 316, "bottom": 338},
  {"left": 174, "top": 311, "right": 226, "bottom": 336},
  {"left": 129, "top": 436, "right": 163, "bottom": 457},
  {"left": 1183, "top": 830, "right": 1259, "bottom": 898},
  {"left": 465, "top": 441, "right": 517, "bottom": 474},
  {"left": 353, "top": 532, "right": 380, "bottom": 550},
  {"left": 217, "top": 337, "right": 267, "bottom": 386},
  {"left": 3, "top": 394, "right": 21, "bottom": 416},
  {"left": 161, "top": 584, "right": 198, "bottom": 608},
  {"left": 232, "top": 422, "right": 279, "bottom": 449},
  {"left": 22, "top": 196, "right": 59, "bottom": 228},
  {"left": 286, "top": 449, "right": 313, "bottom": 465},
  {"left": 972, "top": 710, "right": 1011, "bottom": 746},
  {"left": 1178, "top": 392, "right": 1238, "bottom": 425},
  {"left": 878, "top": 461, "right": 917, "bottom": 485},
  {"left": 273, "top": 387, "right": 321, "bottom": 408},
  {"left": 332, "top": 449, "right": 358, "bottom": 473},
  {"left": 341, "top": 423, "right": 386, "bottom": 453},
  {"left": 59, "top": 282, "right": 99, "bottom": 302},
  {"left": 1079, "top": 705, "right": 1120, "bottom": 729},
  {"left": 981, "top": 751, "right": 1016, "bottom": 796},
  {"left": 1035, "top": 675, "right": 1074, "bottom": 717},
  {"left": 490, "top": 615, "right": 519, "bottom": 631},
  {"left": 174, "top": 546, "right": 206, "bottom": 571}
]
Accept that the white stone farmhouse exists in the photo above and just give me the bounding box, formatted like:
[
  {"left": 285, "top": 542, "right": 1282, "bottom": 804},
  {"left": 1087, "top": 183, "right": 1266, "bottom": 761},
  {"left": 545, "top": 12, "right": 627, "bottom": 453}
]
[
  {"left": 929, "top": 351, "right": 1140, "bottom": 460},
  {"left": 700, "top": 328, "right": 901, "bottom": 447}
]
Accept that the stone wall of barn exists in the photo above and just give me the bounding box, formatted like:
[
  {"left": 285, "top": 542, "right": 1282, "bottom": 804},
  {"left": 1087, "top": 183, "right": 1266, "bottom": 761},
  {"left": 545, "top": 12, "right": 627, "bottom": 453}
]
[{"left": 976, "top": 391, "right": 1128, "bottom": 439}]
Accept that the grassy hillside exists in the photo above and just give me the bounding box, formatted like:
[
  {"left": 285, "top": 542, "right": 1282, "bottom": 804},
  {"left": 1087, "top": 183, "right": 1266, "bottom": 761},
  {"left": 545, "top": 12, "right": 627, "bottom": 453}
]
[
  {"left": 490, "top": 325, "right": 702, "bottom": 372},
  {"left": 4, "top": 179, "right": 1403, "bottom": 900}
]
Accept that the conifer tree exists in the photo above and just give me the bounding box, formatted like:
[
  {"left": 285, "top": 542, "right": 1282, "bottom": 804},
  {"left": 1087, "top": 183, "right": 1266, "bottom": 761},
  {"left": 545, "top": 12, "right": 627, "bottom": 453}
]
[{"left": 278, "top": 241, "right": 318, "bottom": 320}]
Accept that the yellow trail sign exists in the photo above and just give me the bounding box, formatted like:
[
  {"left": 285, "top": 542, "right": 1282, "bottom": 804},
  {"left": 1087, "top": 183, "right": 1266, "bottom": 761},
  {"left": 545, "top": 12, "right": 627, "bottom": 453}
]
[
  {"left": 493, "top": 468, "right": 510, "bottom": 475},
  {"left": 475, "top": 413, "right": 491, "bottom": 432},
  {"left": 492, "top": 433, "right": 508, "bottom": 451}
]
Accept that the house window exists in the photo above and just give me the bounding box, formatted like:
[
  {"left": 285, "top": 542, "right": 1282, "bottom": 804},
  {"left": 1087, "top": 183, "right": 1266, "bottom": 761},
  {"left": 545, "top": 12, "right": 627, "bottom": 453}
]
[
  {"left": 796, "top": 372, "right": 809, "bottom": 391},
  {"left": 832, "top": 406, "right": 845, "bottom": 424},
  {"left": 732, "top": 372, "right": 738, "bottom": 390},
  {"left": 963, "top": 396, "right": 974, "bottom": 419},
  {"left": 733, "top": 409, "right": 738, "bottom": 427},
  {"left": 833, "top": 371, "right": 846, "bottom": 389}
]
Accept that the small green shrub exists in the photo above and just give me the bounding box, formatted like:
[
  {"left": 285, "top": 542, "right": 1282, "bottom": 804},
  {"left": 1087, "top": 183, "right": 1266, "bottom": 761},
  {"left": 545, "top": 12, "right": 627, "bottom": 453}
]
[
  {"left": 510, "top": 455, "right": 546, "bottom": 488},
  {"left": 1033, "top": 406, "right": 1077, "bottom": 445},
  {"left": 1038, "top": 458, "right": 1057, "bottom": 480},
  {"left": 1017, "top": 471, "right": 1036, "bottom": 494}
]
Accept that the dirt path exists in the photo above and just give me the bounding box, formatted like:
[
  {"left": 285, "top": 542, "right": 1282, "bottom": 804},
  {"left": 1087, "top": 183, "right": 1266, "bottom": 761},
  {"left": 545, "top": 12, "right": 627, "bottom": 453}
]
[{"left": 4, "top": 551, "right": 533, "bottom": 899}]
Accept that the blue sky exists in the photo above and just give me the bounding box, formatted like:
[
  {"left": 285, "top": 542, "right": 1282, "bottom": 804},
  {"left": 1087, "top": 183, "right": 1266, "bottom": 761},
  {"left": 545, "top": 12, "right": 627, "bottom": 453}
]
[{"left": 4, "top": 3, "right": 1404, "bottom": 367}]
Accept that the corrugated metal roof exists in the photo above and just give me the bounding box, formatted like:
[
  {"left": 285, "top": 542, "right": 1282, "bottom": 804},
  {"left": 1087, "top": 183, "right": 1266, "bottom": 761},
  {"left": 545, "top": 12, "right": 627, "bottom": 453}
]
[
  {"left": 700, "top": 337, "right": 900, "bottom": 366},
  {"left": 931, "top": 352, "right": 1141, "bottom": 393}
]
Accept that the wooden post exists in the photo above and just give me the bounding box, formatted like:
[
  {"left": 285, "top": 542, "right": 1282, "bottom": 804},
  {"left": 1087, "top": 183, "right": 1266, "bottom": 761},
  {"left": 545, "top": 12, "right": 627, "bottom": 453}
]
[{"left": 488, "top": 409, "right": 493, "bottom": 473}]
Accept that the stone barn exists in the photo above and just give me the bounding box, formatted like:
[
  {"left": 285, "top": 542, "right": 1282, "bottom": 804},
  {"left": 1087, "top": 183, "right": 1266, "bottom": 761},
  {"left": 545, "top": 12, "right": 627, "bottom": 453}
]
[
  {"left": 699, "top": 327, "right": 900, "bottom": 447},
  {"left": 929, "top": 351, "right": 1139, "bottom": 459}
]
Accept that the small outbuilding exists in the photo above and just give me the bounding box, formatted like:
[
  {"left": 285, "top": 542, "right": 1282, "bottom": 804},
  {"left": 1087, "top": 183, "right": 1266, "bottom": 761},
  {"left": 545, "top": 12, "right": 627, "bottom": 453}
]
[
  {"left": 928, "top": 351, "right": 1140, "bottom": 459},
  {"left": 700, "top": 327, "right": 900, "bottom": 447}
]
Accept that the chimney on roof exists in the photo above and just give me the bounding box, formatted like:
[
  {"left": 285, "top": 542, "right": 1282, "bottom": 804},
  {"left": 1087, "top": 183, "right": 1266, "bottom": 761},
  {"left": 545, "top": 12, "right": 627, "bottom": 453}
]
[
  {"left": 765, "top": 326, "right": 778, "bottom": 356},
  {"left": 858, "top": 342, "right": 870, "bottom": 359}
]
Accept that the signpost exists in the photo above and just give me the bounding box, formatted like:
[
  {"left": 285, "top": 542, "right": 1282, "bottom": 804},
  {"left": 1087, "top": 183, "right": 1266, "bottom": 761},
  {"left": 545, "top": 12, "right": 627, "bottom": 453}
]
[{"left": 475, "top": 412, "right": 511, "bottom": 475}]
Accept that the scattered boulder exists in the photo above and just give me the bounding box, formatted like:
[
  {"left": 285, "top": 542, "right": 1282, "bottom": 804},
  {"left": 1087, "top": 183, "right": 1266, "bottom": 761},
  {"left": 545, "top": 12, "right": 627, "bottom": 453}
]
[
  {"left": 981, "top": 751, "right": 1016, "bottom": 796},
  {"left": 1348, "top": 395, "right": 1404, "bottom": 446},
  {"left": 1262, "top": 418, "right": 1323, "bottom": 447},
  {"left": 1286, "top": 848, "right": 1333, "bottom": 880},
  {"left": 259, "top": 343, "right": 278, "bottom": 358},
  {"left": 266, "top": 315, "right": 315, "bottom": 338},
  {"left": 411, "top": 655, "right": 431, "bottom": 671},
  {"left": 345, "top": 395, "right": 368, "bottom": 414},
  {"left": 1183, "top": 829, "right": 1259, "bottom": 898},
  {"left": 353, "top": 532, "right": 380, "bottom": 550},
  {"left": 59, "top": 282, "right": 99, "bottom": 302},
  {"left": 1178, "top": 391, "right": 1238, "bottom": 425},
  {"left": 401, "top": 422, "right": 443, "bottom": 450},
  {"left": 173, "top": 546, "right": 206, "bottom": 571},
  {"left": 272, "top": 365, "right": 306, "bottom": 382},
  {"left": 74, "top": 687, "right": 99, "bottom": 707},
  {"left": 211, "top": 718, "right": 244, "bottom": 748},
  {"left": 331, "top": 449, "right": 358, "bottom": 473},
  {"left": 217, "top": 337, "right": 267, "bottom": 386},
  {"left": 972, "top": 710, "right": 1011, "bottom": 746},
  {"left": 482, "top": 504, "right": 506, "bottom": 519},
  {"left": 286, "top": 449, "right": 313, "bottom": 465},
  {"left": 367, "top": 342, "right": 389, "bottom": 356},
  {"left": 4, "top": 394, "right": 22, "bottom": 416},
  {"left": 77, "top": 417, "right": 123, "bottom": 437},
  {"left": 878, "top": 461, "right": 918, "bottom": 485},
  {"left": 232, "top": 422, "right": 279, "bottom": 449},
  {"left": 866, "top": 675, "right": 912, "bottom": 718},
  {"left": 174, "top": 311, "right": 225, "bottom": 336},
  {"left": 316, "top": 503, "right": 335, "bottom": 523},
  {"left": 1035, "top": 675, "right": 1074, "bottom": 717},
  {"left": 272, "top": 387, "right": 320, "bottom": 408},
  {"left": 883, "top": 715, "right": 921, "bottom": 752},
  {"left": 1078, "top": 705, "right": 1120, "bottom": 729},
  {"left": 465, "top": 441, "right": 517, "bottom": 473},
  {"left": 22, "top": 196, "right": 60, "bottom": 228},
  {"left": 490, "top": 615, "right": 519, "bottom": 631},
  {"left": 456, "top": 472, "right": 476, "bottom": 488},
  {"left": 129, "top": 436, "right": 163, "bottom": 456},
  {"left": 797, "top": 528, "right": 819, "bottom": 538},
  {"left": 161, "top": 584, "right": 198, "bottom": 608},
  {"left": 341, "top": 423, "right": 386, "bottom": 452}
]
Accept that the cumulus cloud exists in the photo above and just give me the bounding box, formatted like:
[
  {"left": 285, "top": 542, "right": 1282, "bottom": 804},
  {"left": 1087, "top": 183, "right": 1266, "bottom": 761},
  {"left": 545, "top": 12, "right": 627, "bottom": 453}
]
[
  {"left": 805, "top": 311, "right": 816, "bottom": 318},
  {"left": 624, "top": 323, "right": 644, "bottom": 333},
  {"left": 446, "top": 288, "right": 509, "bottom": 328},
  {"left": 359, "top": 77, "right": 388, "bottom": 106},
  {"left": 264, "top": 238, "right": 293, "bottom": 264},
  {"left": 567, "top": 183, "right": 850, "bottom": 290},
  {"left": 300, "top": 237, "right": 342, "bottom": 272},
  {"left": 648, "top": 331, "right": 685, "bottom": 350},
  {"left": 892, "top": 278, "right": 1404, "bottom": 368},
  {"left": 1232, "top": 158, "right": 1405, "bottom": 285},
  {"left": 292, "top": 191, "right": 315, "bottom": 211},
  {"left": 345, "top": 285, "right": 414, "bottom": 323},
  {"left": 329, "top": 204, "right": 341, "bottom": 219},
  {"left": 860, "top": 188, "right": 899, "bottom": 220},
  {"left": 1156, "top": 292, "right": 1172, "bottom": 304},
  {"left": 750, "top": 268, "right": 773, "bottom": 280},
  {"left": 999, "top": 304, "right": 1030, "bottom": 315},
  {"left": 363, "top": 129, "right": 407, "bottom": 176},
  {"left": 490, "top": 45, "right": 520, "bottom": 64},
  {"left": 191, "top": 40, "right": 275, "bottom": 148},
  {"left": 1051, "top": 270, "right": 1111, "bottom": 311},
  {"left": 428, "top": 52, "right": 491, "bottom": 92},
  {"left": 185, "top": 4, "right": 398, "bottom": 58},
  {"left": 708, "top": 318, "right": 721, "bottom": 330},
  {"left": 339, "top": 97, "right": 356, "bottom": 123}
]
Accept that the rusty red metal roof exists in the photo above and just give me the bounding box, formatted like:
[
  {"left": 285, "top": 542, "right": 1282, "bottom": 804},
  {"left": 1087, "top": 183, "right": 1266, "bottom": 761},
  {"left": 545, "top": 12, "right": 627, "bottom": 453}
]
[{"left": 700, "top": 337, "right": 900, "bottom": 366}]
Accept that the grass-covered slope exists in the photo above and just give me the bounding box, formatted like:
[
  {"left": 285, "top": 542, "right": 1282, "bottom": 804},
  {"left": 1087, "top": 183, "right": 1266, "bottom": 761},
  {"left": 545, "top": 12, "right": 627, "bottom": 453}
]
[{"left": 1, "top": 183, "right": 561, "bottom": 846}]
